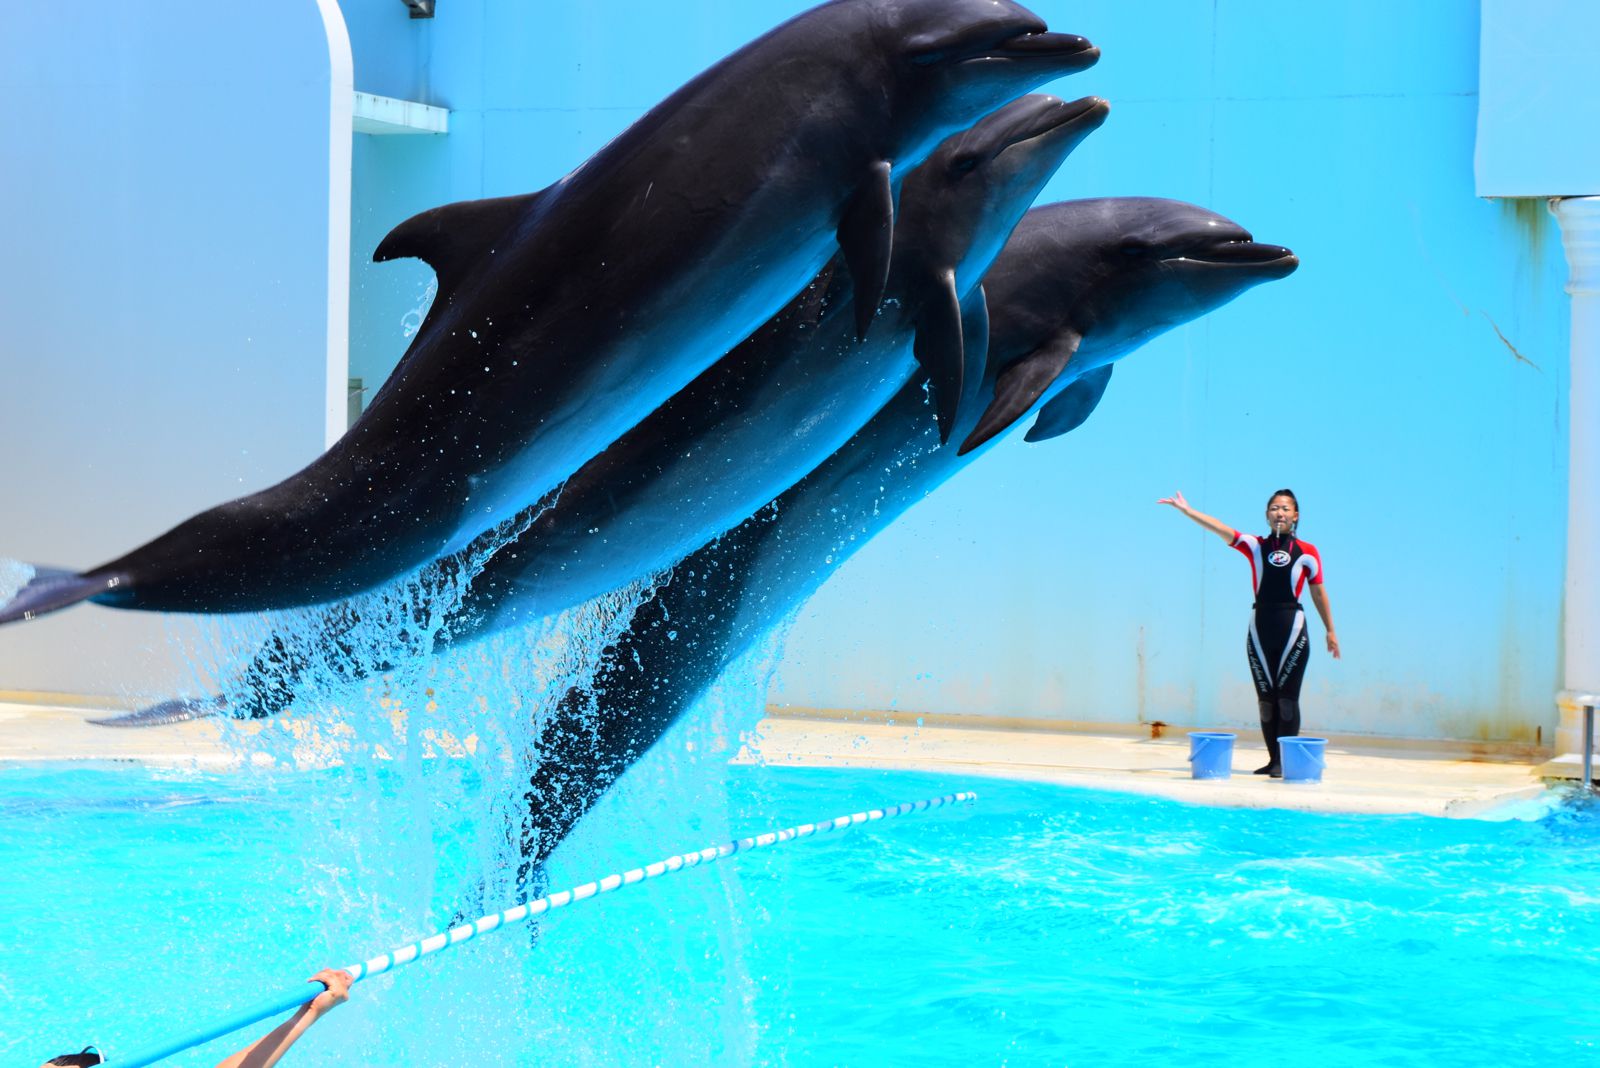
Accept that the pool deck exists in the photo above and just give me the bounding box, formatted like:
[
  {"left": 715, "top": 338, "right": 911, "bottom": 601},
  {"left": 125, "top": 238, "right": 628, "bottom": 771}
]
[
  {"left": 0, "top": 699, "right": 233, "bottom": 768},
  {"left": 0, "top": 696, "right": 1561, "bottom": 819},
  {"left": 732, "top": 712, "right": 1557, "bottom": 820}
]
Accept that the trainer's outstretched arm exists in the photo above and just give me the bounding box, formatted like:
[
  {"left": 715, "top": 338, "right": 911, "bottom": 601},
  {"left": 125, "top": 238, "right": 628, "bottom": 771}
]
[{"left": 1157, "top": 491, "right": 1235, "bottom": 542}]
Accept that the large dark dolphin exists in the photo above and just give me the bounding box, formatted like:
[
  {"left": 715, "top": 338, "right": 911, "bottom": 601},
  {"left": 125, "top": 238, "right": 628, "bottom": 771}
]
[
  {"left": 0, "top": 0, "right": 1099, "bottom": 626},
  {"left": 101, "top": 200, "right": 1298, "bottom": 875},
  {"left": 98, "top": 93, "right": 1111, "bottom": 726}
]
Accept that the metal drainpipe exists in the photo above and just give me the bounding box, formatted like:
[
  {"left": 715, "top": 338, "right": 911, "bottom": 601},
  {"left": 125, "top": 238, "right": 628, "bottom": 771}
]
[{"left": 1552, "top": 197, "right": 1600, "bottom": 782}]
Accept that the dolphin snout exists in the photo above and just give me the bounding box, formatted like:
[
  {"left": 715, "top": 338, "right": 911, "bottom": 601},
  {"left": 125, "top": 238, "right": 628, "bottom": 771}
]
[{"left": 996, "top": 32, "right": 1099, "bottom": 66}]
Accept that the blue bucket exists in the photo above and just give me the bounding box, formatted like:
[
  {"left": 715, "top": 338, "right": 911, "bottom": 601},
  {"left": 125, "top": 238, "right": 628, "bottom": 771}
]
[
  {"left": 1280, "top": 736, "right": 1328, "bottom": 783},
  {"left": 1187, "top": 731, "right": 1235, "bottom": 780}
]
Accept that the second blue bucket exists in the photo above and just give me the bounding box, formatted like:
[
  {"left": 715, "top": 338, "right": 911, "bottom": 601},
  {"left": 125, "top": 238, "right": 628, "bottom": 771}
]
[
  {"left": 1280, "top": 736, "right": 1328, "bottom": 783},
  {"left": 1187, "top": 731, "right": 1235, "bottom": 780}
]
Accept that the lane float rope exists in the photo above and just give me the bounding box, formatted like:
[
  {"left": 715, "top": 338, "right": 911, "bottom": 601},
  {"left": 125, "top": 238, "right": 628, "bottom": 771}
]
[{"left": 106, "top": 790, "right": 978, "bottom": 1066}]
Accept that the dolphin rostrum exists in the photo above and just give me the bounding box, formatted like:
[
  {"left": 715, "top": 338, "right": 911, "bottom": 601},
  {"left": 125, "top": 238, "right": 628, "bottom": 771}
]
[{"left": 0, "top": 0, "right": 1098, "bottom": 626}]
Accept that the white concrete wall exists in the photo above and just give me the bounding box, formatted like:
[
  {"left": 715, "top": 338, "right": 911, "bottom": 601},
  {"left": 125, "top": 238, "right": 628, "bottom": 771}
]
[{"left": 0, "top": 3, "right": 352, "bottom": 698}]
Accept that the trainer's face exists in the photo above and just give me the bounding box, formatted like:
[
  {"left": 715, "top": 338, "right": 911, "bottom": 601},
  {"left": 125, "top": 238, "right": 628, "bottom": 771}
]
[{"left": 1266, "top": 495, "right": 1298, "bottom": 535}]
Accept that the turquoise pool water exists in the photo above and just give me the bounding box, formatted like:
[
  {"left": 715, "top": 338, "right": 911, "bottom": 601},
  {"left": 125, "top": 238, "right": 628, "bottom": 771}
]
[{"left": 3, "top": 759, "right": 1598, "bottom": 1066}]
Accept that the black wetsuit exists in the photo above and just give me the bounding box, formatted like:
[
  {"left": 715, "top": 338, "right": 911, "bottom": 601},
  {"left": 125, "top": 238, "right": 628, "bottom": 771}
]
[{"left": 1231, "top": 530, "right": 1323, "bottom": 772}]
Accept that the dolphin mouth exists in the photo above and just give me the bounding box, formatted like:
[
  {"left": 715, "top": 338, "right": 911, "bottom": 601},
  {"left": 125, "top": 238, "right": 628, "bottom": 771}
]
[
  {"left": 965, "top": 94, "right": 1111, "bottom": 160},
  {"left": 1023, "top": 94, "right": 1112, "bottom": 139},
  {"left": 981, "top": 32, "right": 1100, "bottom": 68},
  {"left": 1180, "top": 241, "right": 1300, "bottom": 274}
]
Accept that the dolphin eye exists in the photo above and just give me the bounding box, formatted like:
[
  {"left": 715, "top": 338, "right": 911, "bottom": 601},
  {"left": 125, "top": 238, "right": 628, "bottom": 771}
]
[
  {"left": 949, "top": 153, "right": 983, "bottom": 175},
  {"left": 1119, "top": 239, "right": 1152, "bottom": 256}
]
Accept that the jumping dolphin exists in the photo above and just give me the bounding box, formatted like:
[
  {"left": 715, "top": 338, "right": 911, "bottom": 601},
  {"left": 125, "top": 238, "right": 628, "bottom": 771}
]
[
  {"left": 514, "top": 197, "right": 1299, "bottom": 867},
  {"left": 0, "top": 0, "right": 1099, "bottom": 626},
  {"left": 102, "top": 200, "right": 1298, "bottom": 879},
  {"left": 97, "top": 93, "right": 1111, "bottom": 726}
]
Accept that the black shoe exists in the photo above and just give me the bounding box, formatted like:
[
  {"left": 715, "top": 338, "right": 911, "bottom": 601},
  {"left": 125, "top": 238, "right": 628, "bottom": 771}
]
[
  {"left": 1253, "top": 763, "right": 1275, "bottom": 775},
  {"left": 1268, "top": 765, "right": 1283, "bottom": 779}
]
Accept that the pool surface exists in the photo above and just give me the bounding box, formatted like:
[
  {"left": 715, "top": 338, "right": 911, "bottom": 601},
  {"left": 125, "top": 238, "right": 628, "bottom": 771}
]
[{"left": 3, "top": 758, "right": 1598, "bottom": 1066}]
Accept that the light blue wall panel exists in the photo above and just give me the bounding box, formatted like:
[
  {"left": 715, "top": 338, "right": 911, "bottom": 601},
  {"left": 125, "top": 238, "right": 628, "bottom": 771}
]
[
  {"left": 27, "top": 0, "right": 1556, "bottom": 739},
  {"left": 767, "top": 0, "right": 1564, "bottom": 743},
  {"left": 1477, "top": 0, "right": 1600, "bottom": 197},
  {"left": 337, "top": 0, "right": 1569, "bottom": 744}
]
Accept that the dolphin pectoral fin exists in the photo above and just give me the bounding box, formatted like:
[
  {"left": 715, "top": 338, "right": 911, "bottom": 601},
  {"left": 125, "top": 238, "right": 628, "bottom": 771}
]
[
  {"left": 911, "top": 270, "right": 965, "bottom": 442},
  {"left": 1024, "top": 365, "right": 1113, "bottom": 442},
  {"left": 0, "top": 566, "right": 128, "bottom": 626},
  {"left": 89, "top": 695, "right": 231, "bottom": 728},
  {"left": 374, "top": 191, "right": 544, "bottom": 294},
  {"left": 837, "top": 161, "right": 894, "bottom": 340},
  {"left": 956, "top": 329, "right": 1082, "bottom": 456},
  {"left": 957, "top": 284, "right": 992, "bottom": 415}
]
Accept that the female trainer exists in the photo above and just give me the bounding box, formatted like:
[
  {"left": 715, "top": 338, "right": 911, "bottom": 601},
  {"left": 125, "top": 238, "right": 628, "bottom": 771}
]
[{"left": 1159, "top": 489, "right": 1340, "bottom": 777}]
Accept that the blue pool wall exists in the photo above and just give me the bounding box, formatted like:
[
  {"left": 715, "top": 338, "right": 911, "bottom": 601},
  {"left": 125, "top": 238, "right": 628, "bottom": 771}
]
[
  {"left": 0, "top": 1, "right": 1578, "bottom": 747},
  {"left": 346, "top": 0, "right": 1574, "bottom": 746}
]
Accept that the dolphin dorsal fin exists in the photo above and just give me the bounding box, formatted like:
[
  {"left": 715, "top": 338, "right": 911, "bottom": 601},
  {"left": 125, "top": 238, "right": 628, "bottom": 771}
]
[
  {"left": 1024, "top": 364, "right": 1113, "bottom": 442},
  {"left": 956, "top": 327, "right": 1083, "bottom": 455},
  {"left": 373, "top": 191, "right": 544, "bottom": 296}
]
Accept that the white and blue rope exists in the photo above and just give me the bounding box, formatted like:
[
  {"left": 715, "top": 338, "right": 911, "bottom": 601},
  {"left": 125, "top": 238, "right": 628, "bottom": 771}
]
[
  {"left": 344, "top": 790, "right": 976, "bottom": 978},
  {"left": 107, "top": 789, "right": 977, "bottom": 1066}
]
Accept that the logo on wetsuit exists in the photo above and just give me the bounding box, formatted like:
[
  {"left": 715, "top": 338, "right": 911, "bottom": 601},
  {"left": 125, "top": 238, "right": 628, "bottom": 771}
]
[{"left": 1267, "top": 549, "right": 1292, "bottom": 567}]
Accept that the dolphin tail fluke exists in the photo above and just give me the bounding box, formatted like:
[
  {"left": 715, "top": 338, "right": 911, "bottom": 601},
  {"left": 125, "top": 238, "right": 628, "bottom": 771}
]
[
  {"left": 0, "top": 566, "right": 127, "bottom": 627},
  {"left": 89, "top": 695, "right": 231, "bottom": 728},
  {"left": 838, "top": 161, "right": 894, "bottom": 340},
  {"left": 956, "top": 329, "right": 1083, "bottom": 456}
]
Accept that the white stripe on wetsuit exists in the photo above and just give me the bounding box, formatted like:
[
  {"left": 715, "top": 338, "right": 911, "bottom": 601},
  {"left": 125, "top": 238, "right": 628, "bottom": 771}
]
[
  {"left": 1276, "top": 609, "right": 1306, "bottom": 684},
  {"left": 1248, "top": 615, "right": 1271, "bottom": 686},
  {"left": 1290, "top": 552, "right": 1319, "bottom": 597},
  {"left": 1236, "top": 533, "right": 1264, "bottom": 595}
]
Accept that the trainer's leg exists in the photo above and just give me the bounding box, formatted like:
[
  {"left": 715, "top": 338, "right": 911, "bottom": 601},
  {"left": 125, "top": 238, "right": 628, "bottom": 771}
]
[
  {"left": 1248, "top": 619, "right": 1280, "bottom": 774},
  {"left": 1273, "top": 611, "right": 1311, "bottom": 761},
  {"left": 1257, "top": 698, "right": 1281, "bottom": 774},
  {"left": 1277, "top": 697, "right": 1301, "bottom": 739}
]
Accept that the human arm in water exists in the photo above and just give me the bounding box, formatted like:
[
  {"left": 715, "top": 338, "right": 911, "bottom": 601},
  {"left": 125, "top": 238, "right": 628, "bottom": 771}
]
[
  {"left": 214, "top": 969, "right": 352, "bottom": 1068},
  {"left": 1157, "top": 490, "right": 1236, "bottom": 543}
]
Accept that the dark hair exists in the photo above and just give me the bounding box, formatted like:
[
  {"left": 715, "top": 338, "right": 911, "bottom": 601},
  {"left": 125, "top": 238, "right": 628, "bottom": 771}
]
[{"left": 46, "top": 1052, "right": 103, "bottom": 1068}]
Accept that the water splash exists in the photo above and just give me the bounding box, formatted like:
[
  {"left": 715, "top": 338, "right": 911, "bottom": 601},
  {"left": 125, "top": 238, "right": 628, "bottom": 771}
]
[
  {"left": 0, "top": 558, "right": 35, "bottom": 607},
  {"left": 401, "top": 278, "right": 439, "bottom": 339}
]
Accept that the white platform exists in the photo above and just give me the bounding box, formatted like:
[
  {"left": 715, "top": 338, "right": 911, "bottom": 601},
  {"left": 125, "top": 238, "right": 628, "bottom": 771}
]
[{"left": 353, "top": 90, "right": 448, "bottom": 135}]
